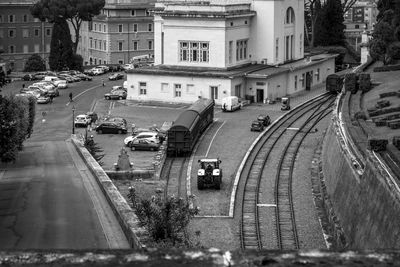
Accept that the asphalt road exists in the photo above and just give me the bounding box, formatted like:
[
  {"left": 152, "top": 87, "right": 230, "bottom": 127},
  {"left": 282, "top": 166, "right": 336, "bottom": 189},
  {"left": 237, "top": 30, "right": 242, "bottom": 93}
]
[{"left": 0, "top": 75, "right": 129, "bottom": 249}]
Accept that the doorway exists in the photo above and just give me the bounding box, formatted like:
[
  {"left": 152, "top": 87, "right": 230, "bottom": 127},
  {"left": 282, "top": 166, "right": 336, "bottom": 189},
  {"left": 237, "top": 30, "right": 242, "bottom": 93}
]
[{"left": 256, "top": 89, "right": 264, "bottom": 103}]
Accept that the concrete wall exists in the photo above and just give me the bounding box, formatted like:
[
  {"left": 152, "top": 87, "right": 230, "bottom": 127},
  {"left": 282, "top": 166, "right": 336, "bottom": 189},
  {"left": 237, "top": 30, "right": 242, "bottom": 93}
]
[{"left": 322, "top": 124, "right": 400, "bottom": 248}]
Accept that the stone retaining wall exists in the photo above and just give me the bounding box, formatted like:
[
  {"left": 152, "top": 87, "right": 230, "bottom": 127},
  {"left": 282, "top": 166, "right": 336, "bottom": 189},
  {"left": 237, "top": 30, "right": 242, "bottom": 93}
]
[
  {"left": 322, "top": 124, "right": 400, "bottom": 248},
  {"left": 71, "top": 136, "right": 150, "bottom": 248}
]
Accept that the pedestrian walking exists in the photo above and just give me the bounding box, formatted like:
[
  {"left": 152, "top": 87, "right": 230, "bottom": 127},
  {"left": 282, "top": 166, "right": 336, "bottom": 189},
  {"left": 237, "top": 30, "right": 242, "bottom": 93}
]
[
  {"left": 22, "top": 83, "right": 25, "bottom": 89},
  {"left": 49, "top": 94, "right": 54, "bottom": 103},
  {"left": 69, "top": 92, "right": 73, "bottom": 102}
]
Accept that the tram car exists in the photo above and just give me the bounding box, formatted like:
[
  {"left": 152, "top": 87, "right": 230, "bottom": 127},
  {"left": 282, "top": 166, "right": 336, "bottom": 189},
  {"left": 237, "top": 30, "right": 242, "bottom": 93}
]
[
  {"left": 326, "top": 73, "right": 344, "bottom": 94},
  {"left": 167, "top": 98, "right": 215, "bottom": 156}
]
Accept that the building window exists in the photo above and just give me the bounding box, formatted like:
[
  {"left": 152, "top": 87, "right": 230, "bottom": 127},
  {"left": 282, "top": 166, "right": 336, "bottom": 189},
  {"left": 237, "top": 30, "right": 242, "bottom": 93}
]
[
  {"left": 94, "top": 58, "right": 97, "bottom": 65},
  {"left": 103, "top": 40, "right": 106, "bottom": 51},
  {"left": 161, "top": 83, "right": 169, "bottom": 93},
  {"left": 179, "top": 41, "right": 209, "bottom": 62},
  {"left": 148, "top": 40, "right": 153, "bottom": 50},
  {"left": 174, "top": 84, "right": 182, "bottom": 97},
  {"left": 9, "top": 15, "right": 14, "bottom": 23},
  {"left": 286, "top": 7, "right": 295, "bottom": 24},
  {"left": 34, "top": 44, "right": 39, "bottom": 53},
  {"left": 8, "top": 30, "right": 15, "bottom": 38},
  {"left": 148, "top": 24, "right": 152, "bottom": 32},
  {"left": 301, "top": 73, "right": 305, "bottom": 87},
  {"left": 139, "top": 82, "right": 147, "bottom": 95},
  {"left": 9, "top": 45, "right": 15, "bottom": 53},
  {"left": 22, "top": 29, "right": 29, "bottom": 38},
  {"left": 146, "top": 10, "right": 151, "bottom": 16},
  {"left": 94, "top": 40, "right": 97, "bottom": 49},
  {"left": 300, "top": 34, "right": 302, "bottom": 55},
  {"left": 46, "top": 44, "right": 50, "bottom": 52},
  {"left": 46, "top": 28, "right": 51, "bottom": 36},
  {"left": 118, "top": 24, "right": 123, "bottom": 33},
  {"left": 99, "top": 59, "right": 102, "bottom": 64},
  {"left": 131, "top": 10, "right": 136, "bottom": 16},
  {"left": 99, "top": 41, "right": 102, "bottom": 50},
  {"left": 210, "top": 86, "right": 218, "bottom": 100},
  {"left": 186, "top": 84, "right": 195, "bottom": 94},
  {"left": 228, "top": 41, "right": 233, "bottom": 64},
  {"left": 90, "top": 38, "right": 93, "bottom": 48},
  {"left": 0, "top": 15, "right": 2, "bottom": 23},
  {"left": 34, "top": 29, "right": 39, "bottom": 37},
  {"left": 133, "top": 41, "right": 138, "bottom": 51},
  {"left": 118, "top": 41, "right": 123, "bottom": 51},
  {"left": 236, "top": 40, "right": 248, "bottom": 61},
  {"left": 23, "top": 45, "right": 29, "bottom": 53},
  {"left": 118, "top": 60, "right": 123, "bottom": 64},
  {"left": 355, "top": 24, "right": 360, "bottom": 29},
  {"left": 230, "top": 22, "right": 233, "bottom": 26},
  {"left": 103, "top": 24, "right": 106, "bottom": 32},
  {"left": 133, "top": 24, "right": 138, "bottom": 32},
  {"left": 294, "top": 75, "right": 297, "bottom": 90},
  {"left": 245, "top": 20, "right": 248, "bottom": 25},
  {"left": 275, "top": 38, "right": 279, "bottom": 61},
  {"left": 23, "top": 14, "right": 28, "bottom": 22},
  {"left": 94, "top": 23, "right": 97, "bottom": 31}
]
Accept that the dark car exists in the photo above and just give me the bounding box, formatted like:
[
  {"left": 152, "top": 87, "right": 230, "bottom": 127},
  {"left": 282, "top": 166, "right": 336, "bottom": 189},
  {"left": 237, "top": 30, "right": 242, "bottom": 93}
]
[
  {"left": 108, "top": 73, "right": 124, "bottom": 81},
  {"left": 83, "top": 69, "right": 95, "bottom": 76},
  {"left": 76, "top": 73, "right": 93, "bottom": 81},
  {"left": 103, "top": 116, "right": 127, "bottom": 126},
  {"left": 104, "top": 90, "right": 127, "bottom": 100},
  {"left": 95, "top": 122, "right": 127, "bottom": 134},
  {"left": 250, "top": 120, "right": 264, "bottom": 132},
  {"left": 23, "top": 74, "right": 38, "bottom": 81},
  {"left": 130, "top": 138, "right": 161, "bottom": 151},
  {"left": 257, "top": 114, "right": 271, "bottom": 126}
]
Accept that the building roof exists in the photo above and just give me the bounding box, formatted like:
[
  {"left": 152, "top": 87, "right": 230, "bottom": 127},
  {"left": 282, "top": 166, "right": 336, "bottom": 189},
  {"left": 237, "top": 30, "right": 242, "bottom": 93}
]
[{"left": 127, "top": 64, "right": 279, "bottom": 79}]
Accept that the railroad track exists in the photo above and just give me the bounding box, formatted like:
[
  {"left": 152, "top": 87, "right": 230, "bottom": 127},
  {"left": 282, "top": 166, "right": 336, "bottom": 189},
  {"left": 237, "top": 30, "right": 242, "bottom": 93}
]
[
  {"left": 162, "top": 157, "right": 187, "bottom": 199},
  {"left": 240, "top": 93, "right": 335, "bottom": 250}
]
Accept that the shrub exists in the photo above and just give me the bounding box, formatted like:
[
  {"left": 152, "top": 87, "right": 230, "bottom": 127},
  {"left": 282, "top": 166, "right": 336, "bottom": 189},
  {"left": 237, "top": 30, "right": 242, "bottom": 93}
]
[{"left": 24, "top": 54, "right": 46, "bottom": 72}]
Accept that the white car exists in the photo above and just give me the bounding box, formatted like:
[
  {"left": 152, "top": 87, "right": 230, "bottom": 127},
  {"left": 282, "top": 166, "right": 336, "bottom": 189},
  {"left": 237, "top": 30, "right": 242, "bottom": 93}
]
[
  {"left": 33, "top": 82, "right": 55, "bottom": 91},
  {"left": 91, "top": 68, "right": 104, "bottom": 75},
  {"left": 74, "top": 114, "right": 91, "bottom": 127},
  {"left": 124, "top": 131, "right": 159, "bottom": 147},
  {"left": 56, "top": 80, "right": 68, "bottom": 89},
  {"left": 97, "top": 65, "right": 109, "bottom": 72}
]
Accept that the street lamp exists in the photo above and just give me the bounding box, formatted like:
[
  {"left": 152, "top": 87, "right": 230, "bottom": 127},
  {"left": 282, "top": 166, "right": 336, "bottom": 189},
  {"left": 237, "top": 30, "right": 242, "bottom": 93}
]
[{"left": 72, "top": 105, "right": 75, "bottom": 134}]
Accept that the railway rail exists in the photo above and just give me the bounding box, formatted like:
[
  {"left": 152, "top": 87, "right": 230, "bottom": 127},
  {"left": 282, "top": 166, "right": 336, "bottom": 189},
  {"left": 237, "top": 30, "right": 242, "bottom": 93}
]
[
  {"left": 162, "top": 157, "right": 187, "bottom": 199},
  {"left": 239, "top": 93, "right": 335, "bottom": 250}
]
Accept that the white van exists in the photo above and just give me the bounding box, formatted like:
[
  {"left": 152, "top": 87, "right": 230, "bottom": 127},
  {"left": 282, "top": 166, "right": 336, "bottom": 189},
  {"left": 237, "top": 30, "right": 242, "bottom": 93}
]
[{"left": 221, "top": 96, "right": 242, "bottom": 112}]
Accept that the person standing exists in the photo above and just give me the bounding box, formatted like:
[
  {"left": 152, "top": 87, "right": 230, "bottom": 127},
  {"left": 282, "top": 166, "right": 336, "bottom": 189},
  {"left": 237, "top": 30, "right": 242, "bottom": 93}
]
[
  {"left": 69, "top": 92, "right": 73, "bottom": 102},
  {"left": 49, "top": 94, "right": 54, "bottom": 103}
]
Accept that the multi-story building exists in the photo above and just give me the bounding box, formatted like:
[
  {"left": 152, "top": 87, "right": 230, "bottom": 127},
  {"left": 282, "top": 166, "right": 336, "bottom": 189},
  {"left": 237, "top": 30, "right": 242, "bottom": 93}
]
[
  {"left": 0, "top": 0, "right": 52, "bottom": 71},
  {"left": 75, "top": 0, "right": 156, "bottom": 66},
  {"left": 125, "top": 0, "right": 335, "bottom": 104},
  {"left": 344, "top": 0, "right": 378, "bottom": 52}
]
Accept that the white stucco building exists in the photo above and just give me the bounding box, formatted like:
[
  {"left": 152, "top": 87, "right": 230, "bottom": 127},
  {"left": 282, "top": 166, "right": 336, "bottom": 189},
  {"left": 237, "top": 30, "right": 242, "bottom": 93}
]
[{"left": 126, "top": 0, "right": 336, "bottom": 104}]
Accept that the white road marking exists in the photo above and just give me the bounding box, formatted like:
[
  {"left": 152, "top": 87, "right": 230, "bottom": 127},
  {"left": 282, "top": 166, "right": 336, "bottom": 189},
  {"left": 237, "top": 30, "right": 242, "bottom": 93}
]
[
  {"left": 257, "top": 203, "right": 277, "bottom": 207},
  {"left": 286, "top": 127, "right": 299, "bottom": 131},
  {"left": 65, "top": 84, "right": 102, "bottom": 106},
  {"left": 204, "top": 120, "right": 226, "bottom": 157}
]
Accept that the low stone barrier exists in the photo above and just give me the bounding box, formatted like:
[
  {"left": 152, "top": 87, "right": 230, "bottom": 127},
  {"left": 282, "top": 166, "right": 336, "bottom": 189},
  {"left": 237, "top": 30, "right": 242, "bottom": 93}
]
[{"left": 71, "top": 136, "right": 150, "bottom": 248}]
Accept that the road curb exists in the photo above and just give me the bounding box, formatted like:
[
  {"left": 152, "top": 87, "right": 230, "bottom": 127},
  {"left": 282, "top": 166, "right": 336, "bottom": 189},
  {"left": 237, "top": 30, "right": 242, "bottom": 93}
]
[{"left": 70, "top": 136, "right": 150, "bottom": 249}]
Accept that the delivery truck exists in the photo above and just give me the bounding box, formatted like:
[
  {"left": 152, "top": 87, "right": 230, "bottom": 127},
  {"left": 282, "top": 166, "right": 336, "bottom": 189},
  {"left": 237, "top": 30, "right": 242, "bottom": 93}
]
[{"left": 221, "top": 96, "right": 242, "bottom": 112}]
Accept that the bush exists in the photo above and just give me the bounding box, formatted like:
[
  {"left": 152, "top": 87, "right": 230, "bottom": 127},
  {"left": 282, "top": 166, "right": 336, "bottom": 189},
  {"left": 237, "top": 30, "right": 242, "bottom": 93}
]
[
  {"left": 24, "top": 54, "right": 46, "bottom": 72},
  {"left": 70, "top": 54, "right": 84, "bottom": 72}
]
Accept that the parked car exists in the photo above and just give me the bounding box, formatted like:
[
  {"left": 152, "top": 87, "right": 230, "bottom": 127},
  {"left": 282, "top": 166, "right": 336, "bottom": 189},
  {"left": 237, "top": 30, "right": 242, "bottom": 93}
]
[
  {"left": 74, "top": 114, "right": 91, "bottom": 127},
  {"left": 111, "top": 85, "right": 126, "bottom": 92},
  {"left": 83, "top": 69, "right": 95, "bottom": 76},
  {"left": 250, "top": 120, "right": 264, "bottom": 132},
  {"left": 130, "top": 138, "right": 161, "bottom": 151},
  {"left": 108, "top": 73, "right": 124, "bottom": 81},
  {"left": 76, "top": 73, "right": 93, "bottom": 81},
  {"left": 97, "top": 65, "right": 109, "bottom": 73},
  {"left": 95, "top": 122, "right": 127, "bottom": 134},
  {"left": 91, "top": 68, "right": 104, "bottom": 75},
  {"left": 121, "top": 64, "right": 134, "bottom": 71},
  {"left": 103, "top": 116, "right": 127, "bottom": 126},
  {"left": 257, "top": 114, "right": 271, "bottom": 126},
  {"left": 37, "top": 95, "right": 51, "bottom": 104},
  {"left": 57, "top": 74, "right": 74, "bottom": 83},
  {"left": 104, "top": 90, "right": 127, "bottom": 100},
  {"left": 22, "top": 74, "right": 38, "bottom": 81},
  {"left": 124, "top": 131, "right": 159, "bottom": 147}
]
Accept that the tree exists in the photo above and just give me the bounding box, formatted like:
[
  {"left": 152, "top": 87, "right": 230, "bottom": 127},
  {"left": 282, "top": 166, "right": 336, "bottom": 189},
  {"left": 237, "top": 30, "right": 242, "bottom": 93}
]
[
  {"left": 49, "top": 18, "right": 74, "bottom": 71},
  {"left": 369, "top": 1, "right": 400, "bottom": 64},
  {"left": 70, "top": 54, "right": 84, "bottom": 72},
  {"left": 128, "top": 188, "right": 199, "bottom": 247},
  {"left": 0, "top": 95, "right": 32, "bottom": 163},
  {"left": 84, "top": 136, "right": 105, "bottom": 166},
  {"left": 31, "top": 0, "right": 105, "bottom": 54},
  {"left": 314, "top": 0, "right": 346, "bottom": 47},
  {"left": 24, "top": 54, "right": 46, "bottom": 72}
]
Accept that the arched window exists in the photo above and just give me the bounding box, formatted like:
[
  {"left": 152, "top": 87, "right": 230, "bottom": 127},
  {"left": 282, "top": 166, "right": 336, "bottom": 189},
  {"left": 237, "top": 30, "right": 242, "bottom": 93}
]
[{"left": 286, "top": 7, "right": 295, "bottom": 24}]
